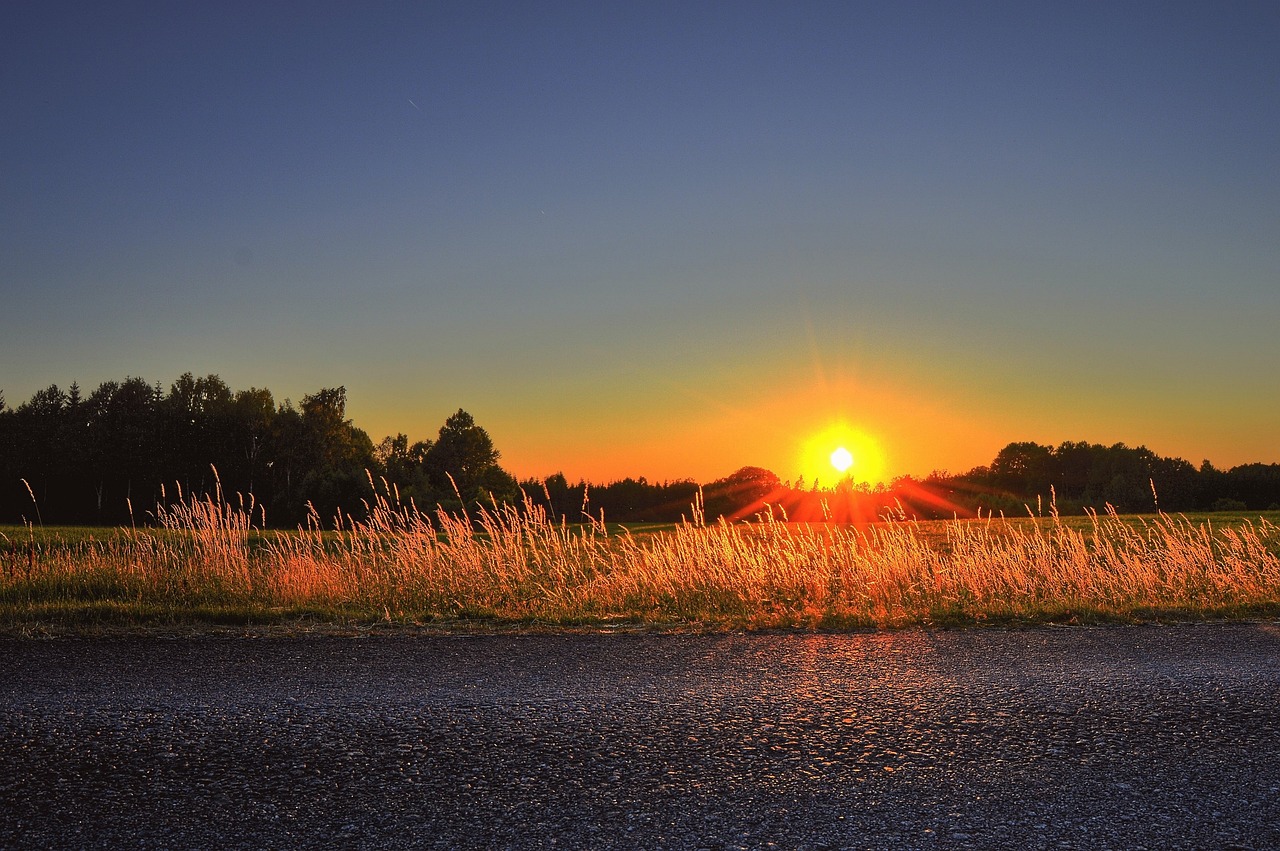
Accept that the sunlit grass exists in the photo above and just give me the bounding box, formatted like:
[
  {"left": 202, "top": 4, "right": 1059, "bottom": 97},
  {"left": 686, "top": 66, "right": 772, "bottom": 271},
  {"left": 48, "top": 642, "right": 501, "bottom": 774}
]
[{"left": 2, "top": 483, "right": 1279, "bottom": 632}]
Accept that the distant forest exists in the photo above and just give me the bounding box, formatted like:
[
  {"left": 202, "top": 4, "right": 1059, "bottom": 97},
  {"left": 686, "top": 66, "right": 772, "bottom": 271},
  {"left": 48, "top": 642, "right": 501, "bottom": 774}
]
[{"left": 2, "top": 374, "right": 1278, "bottom": 527}]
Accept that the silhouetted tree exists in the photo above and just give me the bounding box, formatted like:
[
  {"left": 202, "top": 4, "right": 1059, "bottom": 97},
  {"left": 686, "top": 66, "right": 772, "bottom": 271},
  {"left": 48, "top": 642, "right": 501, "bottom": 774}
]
[
  {"left": 1198, "top": 460, "right": 1229, "bottom": 508},
  {"left": 9, "top": 385, "right": 69, "bottom": 517},
  {"left": 528, "top": 472, "right": 587, "bottom": 521},
  {"left": 230, "top": 387, "right": 277, "bottom": 496},
  {"left": 294, "top": 387, "right": 376, "bottom": 524},
  {"left": 704, "top": 466, "right": 783, "bottom": 519},
  {"left": 990, "top": 442, "right": 1055, "bottom": 498},
  {"left": 424, "top": 409, "right": 517, "bottom": 510},
  {"left": 158, "top": 373, "right": 237, "bottom": 498},
  {"left": 81, "top": 377, "right": 162, "bottom": 521},
  {"left": 376, "top": 432, "right": 434, "bottom": 508},
  {"left": 1225, "top": 464, "right": 1280, "bottom": 510}
]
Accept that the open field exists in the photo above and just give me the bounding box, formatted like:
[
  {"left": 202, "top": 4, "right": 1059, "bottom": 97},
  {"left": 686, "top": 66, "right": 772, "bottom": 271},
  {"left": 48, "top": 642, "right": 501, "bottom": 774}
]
[{"left": 2, "top": 492, "right": 1279, "bottom": 634}]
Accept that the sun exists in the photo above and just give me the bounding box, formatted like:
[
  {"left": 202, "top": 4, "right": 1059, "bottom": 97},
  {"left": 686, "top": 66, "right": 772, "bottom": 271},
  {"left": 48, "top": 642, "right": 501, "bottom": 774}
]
[{"left": 798, "top": 424, "right": 886, "bottom": 487}]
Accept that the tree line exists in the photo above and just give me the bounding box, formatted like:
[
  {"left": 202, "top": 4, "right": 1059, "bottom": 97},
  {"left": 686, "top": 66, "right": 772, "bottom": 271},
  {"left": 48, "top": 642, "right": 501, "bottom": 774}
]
[
  {"left": 0, "top": 374, "right": 515, "bottom": 527},
  {"left": 2, "top": 375, "right": 1278, "bottom": 526}
]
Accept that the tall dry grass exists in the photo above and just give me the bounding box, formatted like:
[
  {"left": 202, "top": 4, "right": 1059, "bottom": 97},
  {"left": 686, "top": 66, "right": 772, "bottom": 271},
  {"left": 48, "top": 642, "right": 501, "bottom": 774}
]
[{"left": 3, "top": 478, "right": 1279, "bottom": 629}]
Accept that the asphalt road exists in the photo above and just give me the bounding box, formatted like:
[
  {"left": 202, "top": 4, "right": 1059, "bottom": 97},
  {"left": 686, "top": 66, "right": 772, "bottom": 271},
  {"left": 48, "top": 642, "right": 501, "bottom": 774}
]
[{"left": 2, "top": 625, "right": 1279, "bottom": 850}]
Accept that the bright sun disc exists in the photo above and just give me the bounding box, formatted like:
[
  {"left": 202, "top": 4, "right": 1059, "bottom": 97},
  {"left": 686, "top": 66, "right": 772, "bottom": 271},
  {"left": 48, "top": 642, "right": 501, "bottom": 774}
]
[{"left": 798, "top": 424, "right": 886, "bottom": 487}]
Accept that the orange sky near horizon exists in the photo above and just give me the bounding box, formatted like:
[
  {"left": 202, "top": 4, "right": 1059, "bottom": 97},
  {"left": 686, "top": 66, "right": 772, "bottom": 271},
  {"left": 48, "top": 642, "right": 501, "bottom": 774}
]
[{"left": 347, "top": 341, "right": 1268, "bottom": 489}]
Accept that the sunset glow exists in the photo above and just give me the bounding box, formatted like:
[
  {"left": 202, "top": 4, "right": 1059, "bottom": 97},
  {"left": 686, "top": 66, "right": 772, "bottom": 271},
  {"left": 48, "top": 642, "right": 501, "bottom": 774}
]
[{"left": 799, "top": 425, "right": 886, "bottom": 488}]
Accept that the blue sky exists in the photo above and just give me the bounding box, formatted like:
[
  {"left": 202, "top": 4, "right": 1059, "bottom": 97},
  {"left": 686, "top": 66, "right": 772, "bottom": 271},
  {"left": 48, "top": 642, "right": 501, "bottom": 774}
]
[{"left": 3, "top": 2, "right": 1278, "bottom": 483}]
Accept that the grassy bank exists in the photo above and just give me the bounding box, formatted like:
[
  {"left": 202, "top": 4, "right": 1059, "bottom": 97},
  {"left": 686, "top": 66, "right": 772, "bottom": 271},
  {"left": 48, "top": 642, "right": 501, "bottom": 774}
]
[{"left": 3, "top": 492, "right": 1279, "bottom": 634}]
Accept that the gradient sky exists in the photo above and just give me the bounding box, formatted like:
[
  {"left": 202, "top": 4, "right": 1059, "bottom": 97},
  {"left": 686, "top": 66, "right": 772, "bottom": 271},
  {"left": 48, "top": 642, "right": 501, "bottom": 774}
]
[{"left": 3, "top": 2, "right": 1278, "bottom": 485}]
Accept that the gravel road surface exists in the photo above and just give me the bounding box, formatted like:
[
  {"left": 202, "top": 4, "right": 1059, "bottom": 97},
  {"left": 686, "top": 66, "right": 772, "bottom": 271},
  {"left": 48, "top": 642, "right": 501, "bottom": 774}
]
[{"left": 2, "top": 624, "right": 1279, "bottom": 849}]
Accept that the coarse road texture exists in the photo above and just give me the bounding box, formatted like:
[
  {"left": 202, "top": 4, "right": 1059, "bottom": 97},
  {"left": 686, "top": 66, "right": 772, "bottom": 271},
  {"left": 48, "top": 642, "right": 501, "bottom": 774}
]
[{"left": 2, "top": 625, "right": 1279, "bottom": 850}]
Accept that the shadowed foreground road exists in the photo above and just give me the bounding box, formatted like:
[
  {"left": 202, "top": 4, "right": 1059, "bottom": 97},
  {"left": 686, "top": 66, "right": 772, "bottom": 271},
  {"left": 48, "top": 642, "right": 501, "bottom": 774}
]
[{"left": 2, "top": 625, "right": 1279, "bottom": 849}]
